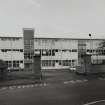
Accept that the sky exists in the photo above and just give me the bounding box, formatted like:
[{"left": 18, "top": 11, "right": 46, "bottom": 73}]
[{"left": 0, "top": 0, "right": 105, "bottom": 38}]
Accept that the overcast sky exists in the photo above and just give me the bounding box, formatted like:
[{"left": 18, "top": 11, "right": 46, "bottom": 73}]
[{"left": 0, "top": 0, "right": 105, "bottom": 38}]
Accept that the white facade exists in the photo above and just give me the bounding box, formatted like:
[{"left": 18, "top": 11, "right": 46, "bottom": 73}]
[
  {"left": 34, "top": 38, "right": 79, "bottom": 69},
  {"left": 0, "top": 37, "right": 24, "bottom": 70},
  {"left": 34, "top": 38, "right": 105, "bottom": 69},
  {"left": 0, "top": 36, "right": 104, "bottom": 70}
]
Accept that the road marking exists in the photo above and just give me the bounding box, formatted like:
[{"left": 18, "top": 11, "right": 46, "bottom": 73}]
[
  {"left": 64, "top": 80, "right": 76, "bottom": 84},
  {"left": 76, "top": 80, "right": 82, "bottom": 83},
  {"left": 34, "top": 84, "right": 38, "bottom": 87},
  {"left": 83, "top": 79, "right": 88, "bottom": 82},
  {"left": 12, "top": 86, "right": 17, "bottom": 88},
  {"left": 64, "top": 79, "right": 88, "bottom": 84},
  {"left": 17, "top": 86, "right": 21, "bottom": 89},
  {"left": 21, "top": 85, "right": 25, "bottom": 88},
  {"left": 26, "top": 85, "right": 30, "bottom": 88},
  {"left": 9, "top": 86, "right": 14, "bottom": 89},
  {"left": 1, "top": 87, "right": 7, "bottom": 90},
  {"left": 0, "top": 83, "right": 47, "bottom": 90},
  {"left": 98, "top": 78, "right": 105, "bottom": 80},
  {"left": 64, "top": 81, "right": 69, "bottom": 84},
  {"left": 30, "top": 84, "right": 34, "bottom": 88},
  {"left": 84, "top": 99, "right": 105, "bottom": 105},
  {"left": 43, "top": 83, "right": 47, "bottom": 86},
  {"left": 98, "top": 78, "right": 103, "bottom": 80},
  {"left": 70, "top": 80, "right": 76, "bottom": 83},
  {"left": 39, "top": 84, "right": 43, "bottom": 86}
]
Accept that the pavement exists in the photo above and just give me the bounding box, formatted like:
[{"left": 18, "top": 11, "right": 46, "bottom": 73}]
[
  {"left": 0, "top": 69, "right": 105, "bottom": 105},
  {"left": 0, "top": 69, "right": 105, "bottom": 87},
  {"left": 0, "top": 75, "right": 105, "bottom": 105}
]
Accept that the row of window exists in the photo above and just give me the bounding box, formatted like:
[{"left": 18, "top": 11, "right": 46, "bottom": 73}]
[
  {"left": 24, "top": 40, "right": 34, "bottom": 49},
  {"left": 5, "top": 60, "right": 23, "bottom": 68},
  {"left": 24, "top": 40, "right": 33, "bottom": 44},
  {"left": 87, "top": 49, "right": 105, "bottom": 55},
  {"left": 24, "top": 45, "right": 34, "bottom": 49},
  {"left": 35, "top": 49, "right": 77, "bottom": 52},
  {"left": 1, "top": 49, "right": 23, "bottom": 52},
  {"left": 87, "top": 49, "right": 105, "bottom": 53},
  {"left": 92, "top": 60, "right": 105, "bottom": 64},
  {"left": 24, "top": 52, "right": 34, "bottom": 59},
  {"left": 41, "top": 60, "right": 77, "bottom": 67},
  {"left": 1, "top": 37, "right": 20, "bottom": 41},
  {"left": 35, "top": 49, "right": 78, "bottom": 56},
  {"left": 1, "top": 49, "right": 105, "bottom": 56},
  {"left": 35, "top": 49, "right": 105, "bottom": 52}
]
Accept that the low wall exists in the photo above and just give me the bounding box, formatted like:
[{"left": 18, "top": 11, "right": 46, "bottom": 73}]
[
  {"left": 76, "top": 64, "right": 105, "bottom": 74},
  {"left": 90, "top": 64, "right": 105, "bottom": 73}
]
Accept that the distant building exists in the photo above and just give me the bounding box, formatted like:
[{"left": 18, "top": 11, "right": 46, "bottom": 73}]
[{"left": 0, "top": 29, "right": 105, "bottom": 71}]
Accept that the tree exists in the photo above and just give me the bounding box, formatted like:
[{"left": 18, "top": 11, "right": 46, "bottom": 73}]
[{"left": 98, "top": 40, "right": 105, "bottom": 55}]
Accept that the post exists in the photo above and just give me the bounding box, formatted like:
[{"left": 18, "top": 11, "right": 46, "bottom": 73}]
[
  {"left": 11, "top": 39, "right": 13, "bottom": 71},
  {"left": 33, "top": 54, "right": 42, "bottom": 79},
  {"left": 89, "top": 34, "right": 91, "bottom": 54}
]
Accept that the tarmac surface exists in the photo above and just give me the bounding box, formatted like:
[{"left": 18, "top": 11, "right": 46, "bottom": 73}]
[{"left": 0, "top": 69, "right": 105, "bottom": 105}]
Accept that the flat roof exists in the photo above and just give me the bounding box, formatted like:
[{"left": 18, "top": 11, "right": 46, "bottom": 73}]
[
  {"left": 0, "top": 36, "right": 104, "bottom": 40},
  {"left": 34, "top": 37, "right": 105, "bottom": 40},
  {"left": 0, "top": 29, "right": 105, "bottom": 40}
]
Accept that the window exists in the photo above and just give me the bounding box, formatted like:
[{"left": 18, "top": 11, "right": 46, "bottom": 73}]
[
  {"left": 6, "top": 61, "right": 12, "bottom": 68},
  {"left": 6, "top": 60, "right": 23, "bottom": 69},
  {"left": 48, "top": 50, "right": 51, "bottom": 56},
  {"left": 72, "top": 49, "right": 77, "bottom": 52},
  {"left": 102, "top": 50, "right": 105, "bottom": 55},
  {"left": 56, "top": 60, "right": 58, "bottom": 62},
  {"left": 59, "top": 60, "right": 62, "bottom": 65},
  {"left": 24, "top": 40, "right": 33, "bottom": 49},
  {"left": 52, "top": 50, "right": 55, "bottom": 56},
  {"left": 87, "top": 49, "right": 90, "bottom": 52},
  {"left": 24, "top": 52, "right": 34, "bottom": 59},
  {"left": 1, "top": 49, "right": 23, "bottom": 52},
  {"left": 42, "top": 50, "right": 47, "bottom": 56},
  {"left": 42, "top": 49, "right": 54, "bottom": 56},
  {"left": 13, "top": 49, "right": 16, "bottom": 51},
  {"left": 13, "top": 61, "right": 20, "bottom": 68},
  {"left": 42, "top": 60, "right": 55, "bottom": 67},
  {"left": 71, "top": 60, "right": 77, "bottom": 67},
  {"left": 55, "top": 49, "right": 58, "bottom": 52},
  {"left": 35, "top": 49, "right": 41, "bottom": 55},
  {"left": 20, "top": 61, "right": 23, "bottom": 63},
  {"left": 1, "top": 49, "right": 7, "bottom": 52},
  {"left": 62, "top": 49, "right": 66, "bottom": 52},
  {"left": 62, "top": 60, "right": 69, "bottom": 66},
  {"left": 69, "top": 50, "right": 71, "bottom": 52},
  {"left": 68, "top": 60, "right": 71, "bottom": 66},
  {"left": 9, "top": 49, "right": 11, "bottom": 51},
  {"left": 52, "top": 60, "right": 55, "bottom": 66},
  {"left": 1, "top": 38, "right": 6, "bottom": 41}
]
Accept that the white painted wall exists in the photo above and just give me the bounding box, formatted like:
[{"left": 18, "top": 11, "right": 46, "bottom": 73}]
[
  {"left": 0, "top": 37, "right": 104, "bottom": 70},
  {"left": 0, "top": 38, "right": 23, "bottom": 49},
  {"left": 86, "top": 40, "right": 102, "bottom": 49},
  {"left": 0, "top": 38, "right": 24, "bottom": 61}
]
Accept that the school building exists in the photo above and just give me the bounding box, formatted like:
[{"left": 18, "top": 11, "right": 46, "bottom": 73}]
[{"left": 0, "top": 28, "right": 105, "bottom": 71}]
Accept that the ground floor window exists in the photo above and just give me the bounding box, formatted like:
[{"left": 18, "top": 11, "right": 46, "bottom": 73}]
[
  {"left": 41, "top": 60, "right": 77, "bottom": 67},
  {"left": 62, "top": 60, "right": 76, "bottom": 66},
  {"left": 5, "top": 61, "right": 12, "bottom": 68},
  {"left": 92, "top": 59, "right": 105, "bottom": 64},
  {"left": 13, "top": 61, "right": 19, "bottom": 68},
  {"left": 5, "top": 60, "right": 23, "bottom": 69},
  {"left": 42, "top": 60, "right": 55, "bottom": 67}
]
